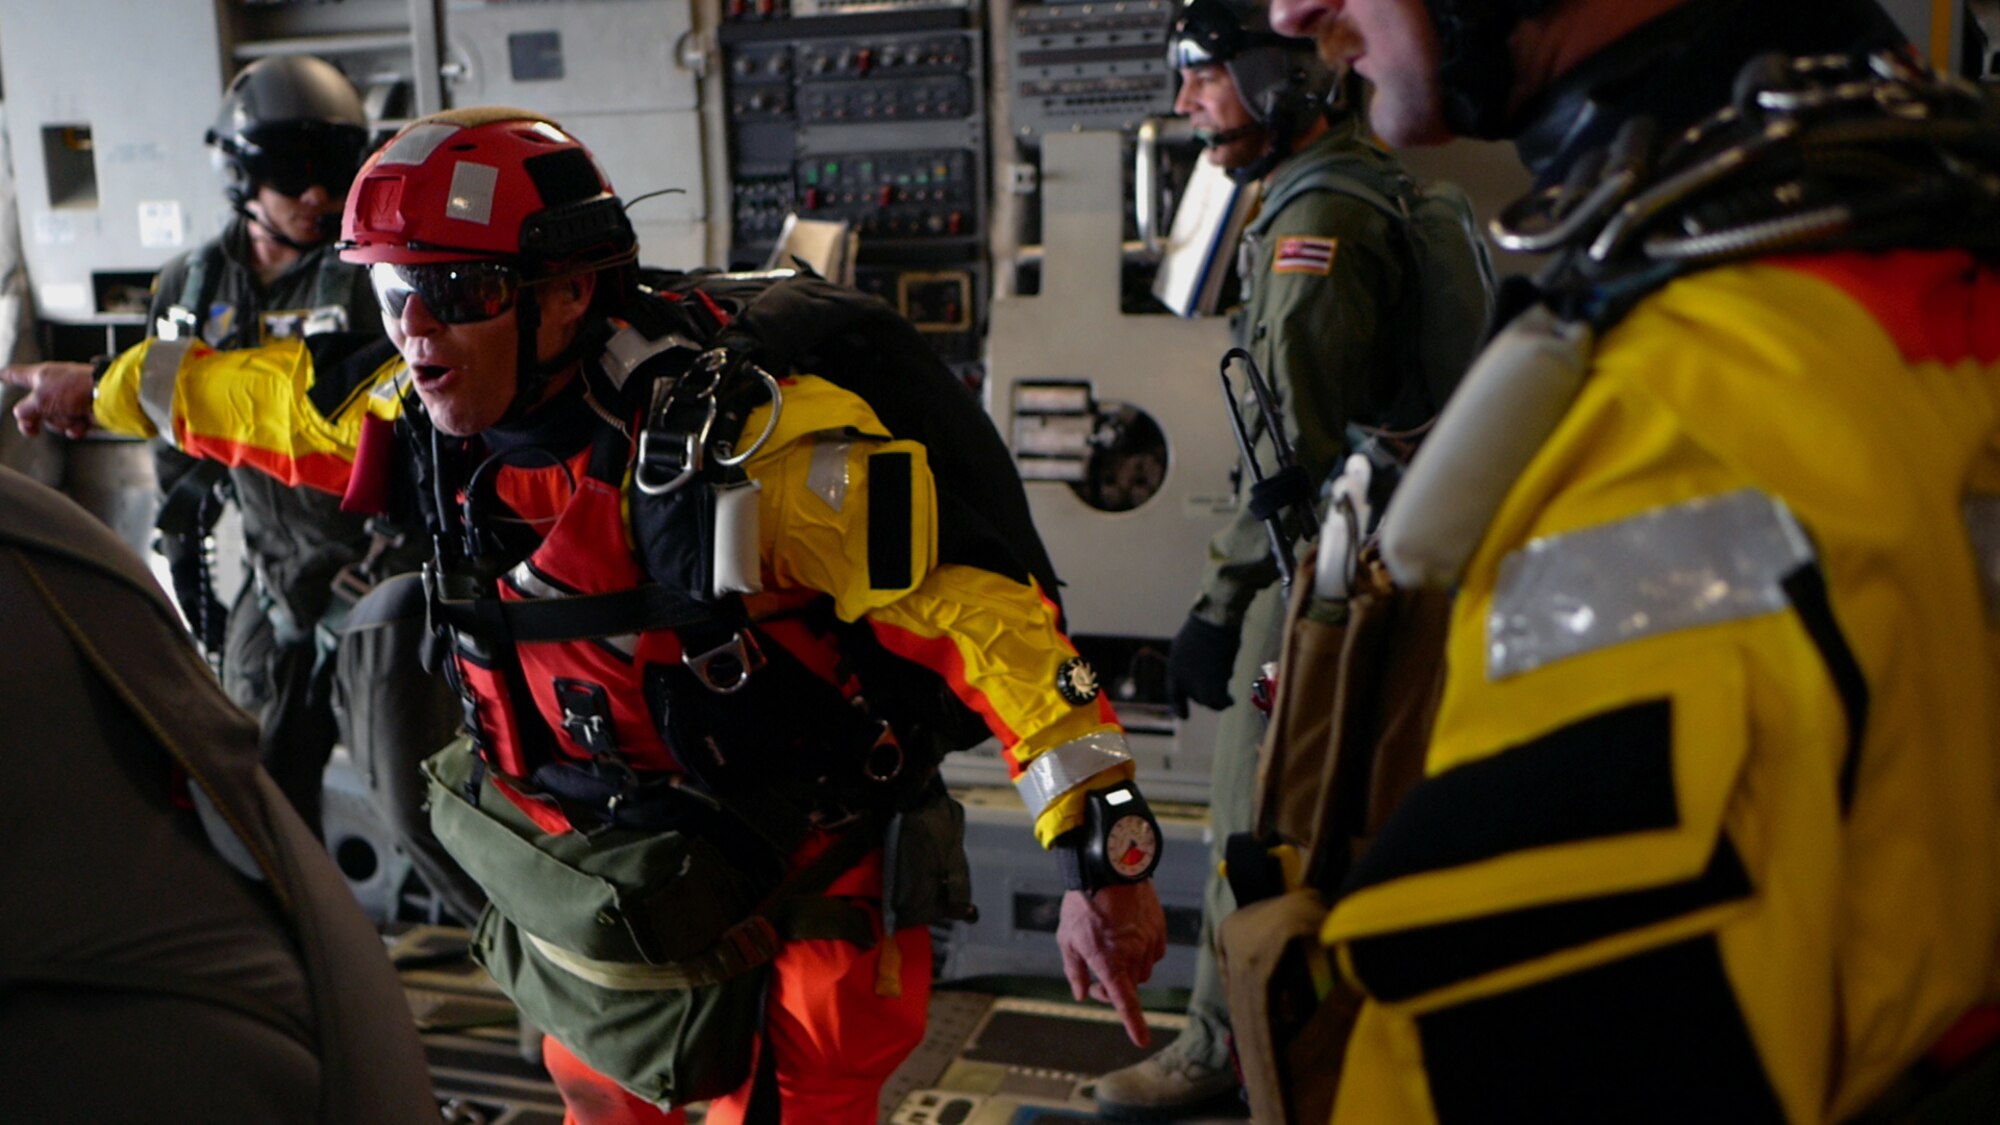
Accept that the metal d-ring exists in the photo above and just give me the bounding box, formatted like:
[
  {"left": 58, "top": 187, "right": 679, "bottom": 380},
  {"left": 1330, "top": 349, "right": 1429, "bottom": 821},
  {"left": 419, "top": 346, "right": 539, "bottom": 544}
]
[{"left": 713, "top": 364, "right": 784, "bottom": 468}]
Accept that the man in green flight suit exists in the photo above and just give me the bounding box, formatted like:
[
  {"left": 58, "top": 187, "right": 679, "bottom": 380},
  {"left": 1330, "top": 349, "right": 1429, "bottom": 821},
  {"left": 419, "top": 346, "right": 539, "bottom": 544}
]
[{"left": 1098, "top": 0, "right": 1465, "bottom": 1117}]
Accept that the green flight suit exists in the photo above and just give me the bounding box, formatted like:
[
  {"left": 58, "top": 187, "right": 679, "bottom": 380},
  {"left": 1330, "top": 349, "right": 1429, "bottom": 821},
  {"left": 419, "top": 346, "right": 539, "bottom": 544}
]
[{"left": 1179, "top": 119, "right": 1410, "bottom": 1055}]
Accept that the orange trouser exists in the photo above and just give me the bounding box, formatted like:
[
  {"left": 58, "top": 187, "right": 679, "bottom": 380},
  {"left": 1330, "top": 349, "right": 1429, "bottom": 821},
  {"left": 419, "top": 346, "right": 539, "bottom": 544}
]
[{"left": 545, "top": 847, "right": 934, "bottom": 1125}]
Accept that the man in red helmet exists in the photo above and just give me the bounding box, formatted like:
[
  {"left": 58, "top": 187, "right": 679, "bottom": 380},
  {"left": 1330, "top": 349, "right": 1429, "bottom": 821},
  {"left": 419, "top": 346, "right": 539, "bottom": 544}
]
[{"left": 4, "top": 106, "right": 1169, "bottom": 1124}]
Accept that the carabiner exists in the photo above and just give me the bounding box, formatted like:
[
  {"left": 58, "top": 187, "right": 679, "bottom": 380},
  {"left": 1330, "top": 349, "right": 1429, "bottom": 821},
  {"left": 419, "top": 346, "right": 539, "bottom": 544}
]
[{"left": 634, "top": 396, "right": 718, "bottom": 496}]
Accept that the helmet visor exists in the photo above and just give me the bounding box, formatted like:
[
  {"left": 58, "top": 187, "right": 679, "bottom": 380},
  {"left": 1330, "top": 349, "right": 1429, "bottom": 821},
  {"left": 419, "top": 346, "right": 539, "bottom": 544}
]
[
  {"left": 238, "top": 125, "right": 369, "bottom": 198},
  {"left": 1169, "top": 34, "right": 1221, "bottom": 69},
  {"left": 371, "top": 261, "right": 521, "bottom": 326},
  {"left": 1168, "top": 0, "right": 1242, "bottom": 69}
]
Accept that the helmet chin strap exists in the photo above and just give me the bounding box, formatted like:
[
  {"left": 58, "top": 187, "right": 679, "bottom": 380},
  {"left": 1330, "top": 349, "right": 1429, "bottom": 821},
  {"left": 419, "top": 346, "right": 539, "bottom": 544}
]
[
  {"left": 498, "top": 285, "right": 610, "bottom": 428},
  {"left": 235, "top": 201, "right": 338, "bottom": 254},
  {"left": 500, "top": 288, "right": 553, "bottom": 428},
  {"left": 1199, "top": 122, "right": 1286, "bottom": 184},
  {"left": 1198, "top": 122, "right": 1264, "bottom": 147}
]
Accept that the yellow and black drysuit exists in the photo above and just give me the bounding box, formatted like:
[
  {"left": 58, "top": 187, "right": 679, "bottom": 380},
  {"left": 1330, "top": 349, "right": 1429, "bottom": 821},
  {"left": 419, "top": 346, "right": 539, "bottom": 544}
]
[
  {"left": 1291, "top": 8, "right": 2000, "bottom": 1119},
  {"left": 89, "top": 284, "right": 1139, "bottom": 1121},
  {"left": 1335, "top": 246, "right": 2000, "bottom": 1123}
]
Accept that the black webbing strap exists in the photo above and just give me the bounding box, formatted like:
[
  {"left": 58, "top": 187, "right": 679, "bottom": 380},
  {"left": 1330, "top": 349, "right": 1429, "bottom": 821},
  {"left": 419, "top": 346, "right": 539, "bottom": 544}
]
[
  {"left": 602, "top": 813, "right": 889, "bottom": 990},
  {"left": 1781, "top": 563, "right": 1870, "bottom": 814},
  {"left": 430, "top": 581, "right": 721, "bottom": 645},
  {"left": 1247, "top": 465, "right": 1316, "bottom": 524},
  {"left": 152, "top": 458, "right": 232, "bottom": 536}
]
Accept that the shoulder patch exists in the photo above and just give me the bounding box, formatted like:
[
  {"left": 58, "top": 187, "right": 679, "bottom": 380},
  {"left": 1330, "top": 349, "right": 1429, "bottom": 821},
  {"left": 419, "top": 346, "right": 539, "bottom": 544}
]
[
  {"left": 1055, "top": 656, "right": 1101, "bottom": 706},
  {"left": 1273, "top": 235, "right": 1338, "bottom": 276}
]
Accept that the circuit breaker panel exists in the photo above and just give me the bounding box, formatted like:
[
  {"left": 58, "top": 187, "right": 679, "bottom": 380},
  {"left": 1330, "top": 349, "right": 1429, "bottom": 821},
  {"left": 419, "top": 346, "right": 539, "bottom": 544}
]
[
  {"left": 720, "top": 4, "right": 987, "bottom": 379},
  {"left": 1008, "top": 0, "right": 1177, "bottom": 138}
]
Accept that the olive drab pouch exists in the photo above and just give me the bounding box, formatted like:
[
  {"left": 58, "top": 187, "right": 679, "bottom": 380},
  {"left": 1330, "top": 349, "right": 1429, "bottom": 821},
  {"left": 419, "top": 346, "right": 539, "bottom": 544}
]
[
  {"left": 1216, "top": 544, "right": 1449, "bottom": 1123},
  {"left": 474, "top": 907, "right": 767, "bottom": 1107},
  {"left": 1253, "top": 544, "right": 1448, "bottom": 885},
  {"left": 422, "top": 738, "right": 780, "bottom": 1105},
  {"left": 1218, "top": 888, "right": 1360, "bottom": 1125}
]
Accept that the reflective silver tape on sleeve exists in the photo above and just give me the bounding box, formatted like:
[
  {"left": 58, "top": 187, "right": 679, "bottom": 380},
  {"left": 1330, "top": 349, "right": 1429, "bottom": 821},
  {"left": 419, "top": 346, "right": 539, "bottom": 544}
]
[
  {"left": 1488, "top": 489, "right": 1815, "bottom": 681},
  {"left": 809, "top": 437, "right": 851, "bottom": 512},
  {"left": 1017, "top": 730, "right": 1133, "bottom": 821},
  {"left": 1964, "top": 495, "right": 2000, "bottom": 624},
  {"left": 138, "top": 338, "right": 192, "bottom": 443}
]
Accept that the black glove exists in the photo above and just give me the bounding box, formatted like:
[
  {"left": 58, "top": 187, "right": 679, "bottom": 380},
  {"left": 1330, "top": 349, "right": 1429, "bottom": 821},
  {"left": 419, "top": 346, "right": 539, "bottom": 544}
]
[{"left": 1166, "top": 614, "right": 1239, "bottom": 718}]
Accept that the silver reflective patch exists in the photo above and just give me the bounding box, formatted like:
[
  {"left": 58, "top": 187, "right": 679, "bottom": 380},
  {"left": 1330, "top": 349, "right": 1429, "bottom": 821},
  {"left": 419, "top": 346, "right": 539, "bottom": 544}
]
[
  {"left": 379, "top": 122, "right": 458, "bottom": 166},
  {"left": 1018, "top": 731, "right": 1134, "bottom": 820},
  {"left": 1964, "top": 496, "right": 2000, "bottom": 623},
  {"left": 1488, "top": 489, "right": 1815, "bottom": 680},
  {"left": 446, "top": 162, "right": 500, "bottom": 225},
  {"left": 190, "top": 783, "right": 264, "bottom": 883},
  {"left": 139, "top": 338, "right": 192, "bottom": 442},
  {"left": 809, "top": 437, "right": 851, "bottom": 512},
  {"left": 507, "top": 561, "right": 564, "bottom": 600},
  {"left": 504, "top": 563, "right": 640, "bottom": 654},
  {"left": 371, "top": 367, "right": 414, "bottom": 406}
]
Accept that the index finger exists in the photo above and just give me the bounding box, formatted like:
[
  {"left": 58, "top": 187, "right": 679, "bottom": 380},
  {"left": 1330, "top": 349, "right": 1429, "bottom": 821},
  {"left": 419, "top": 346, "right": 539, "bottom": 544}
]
[{"left": 1099, "top": 964, "right": 1151, "bottom": 1048}]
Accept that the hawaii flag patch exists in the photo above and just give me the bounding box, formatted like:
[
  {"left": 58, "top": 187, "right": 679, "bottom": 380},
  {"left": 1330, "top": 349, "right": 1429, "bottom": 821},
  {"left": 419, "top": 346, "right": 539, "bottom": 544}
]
[{"left": 1273, "top": 235, "right": 1338, "bottom": 276}]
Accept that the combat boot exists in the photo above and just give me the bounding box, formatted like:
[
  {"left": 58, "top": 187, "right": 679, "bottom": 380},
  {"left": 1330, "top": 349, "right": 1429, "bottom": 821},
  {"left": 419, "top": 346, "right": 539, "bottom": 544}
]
[{"left": 1092, "top": 1031, "right": 1242, "bottom": 1120}]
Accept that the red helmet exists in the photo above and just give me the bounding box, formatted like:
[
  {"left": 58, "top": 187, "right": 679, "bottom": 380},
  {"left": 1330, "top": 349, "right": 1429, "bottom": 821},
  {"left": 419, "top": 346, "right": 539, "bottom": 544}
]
[{"left": 340, "top": 107, "right": 636, "bottom": 277}]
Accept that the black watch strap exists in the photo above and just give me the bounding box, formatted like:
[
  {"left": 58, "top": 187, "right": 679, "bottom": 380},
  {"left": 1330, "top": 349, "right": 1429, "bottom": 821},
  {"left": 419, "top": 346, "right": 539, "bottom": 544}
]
[
  {"left": 1054, "top": 827, "right": 1091, "bottom": 892},
  {"left": 89, "top": 355, "right": 115, "bottom": 385}
]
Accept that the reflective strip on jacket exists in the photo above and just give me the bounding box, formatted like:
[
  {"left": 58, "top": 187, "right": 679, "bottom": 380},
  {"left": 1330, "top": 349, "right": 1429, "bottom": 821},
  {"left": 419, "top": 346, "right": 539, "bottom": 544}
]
[{"left": 1324, "top": 250, "right": 2000, "bottom": 1123}]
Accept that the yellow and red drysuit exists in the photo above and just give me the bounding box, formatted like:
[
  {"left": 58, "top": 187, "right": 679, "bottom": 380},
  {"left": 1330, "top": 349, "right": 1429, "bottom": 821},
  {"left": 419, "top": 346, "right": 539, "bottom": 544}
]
[
  {"left": 1323, "top": 250, "right": 2000, "bottom": 1123},
  {"left": 91, "top": 325, "right": 1138, "bottom": 1122}
]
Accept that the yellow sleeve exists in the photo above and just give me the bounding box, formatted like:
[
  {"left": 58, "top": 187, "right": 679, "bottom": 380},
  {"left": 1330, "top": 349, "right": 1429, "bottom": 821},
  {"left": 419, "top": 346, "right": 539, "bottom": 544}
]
[
  {"left": 95, "top": 337, "right": 401, "bottom": 495},
  {"left": 748, "top": 376, "right": 1136, "bottom": 846}
]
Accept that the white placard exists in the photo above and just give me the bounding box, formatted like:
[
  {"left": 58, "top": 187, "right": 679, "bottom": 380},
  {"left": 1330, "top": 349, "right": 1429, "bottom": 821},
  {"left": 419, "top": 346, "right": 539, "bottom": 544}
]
[
  {"left": 38, "top": 282, "right": 90, "bottom": 313},
  {"left": 33, "top": 213, "right": 77, "bottom": 244},
  {"left": 138, "top": 200, "right": 185, "bottom": 249}
]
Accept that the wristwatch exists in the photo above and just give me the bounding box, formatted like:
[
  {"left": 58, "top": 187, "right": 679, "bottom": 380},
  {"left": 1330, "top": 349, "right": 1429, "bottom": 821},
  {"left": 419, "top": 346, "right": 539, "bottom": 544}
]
[{"left": 1057, "top": 781, "right": 1162, "bottom": 892}]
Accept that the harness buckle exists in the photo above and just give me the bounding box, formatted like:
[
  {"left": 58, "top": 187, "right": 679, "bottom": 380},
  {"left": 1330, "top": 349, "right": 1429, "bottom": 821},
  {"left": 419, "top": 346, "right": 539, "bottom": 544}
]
[
  {"left": 634, "top": 397, "right": 717, "bottom": 496},
  {"left": 683, "top": 630, "right": 766, "bottom": 694},
  {"left": 556, "top": 678, "right": 620, "bottom": 759}
]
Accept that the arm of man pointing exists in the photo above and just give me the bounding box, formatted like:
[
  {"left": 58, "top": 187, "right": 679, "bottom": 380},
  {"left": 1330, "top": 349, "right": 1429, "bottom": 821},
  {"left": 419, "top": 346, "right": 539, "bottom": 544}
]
[{"left": 0, "top": 361, "right": 96, "bottom": 439}]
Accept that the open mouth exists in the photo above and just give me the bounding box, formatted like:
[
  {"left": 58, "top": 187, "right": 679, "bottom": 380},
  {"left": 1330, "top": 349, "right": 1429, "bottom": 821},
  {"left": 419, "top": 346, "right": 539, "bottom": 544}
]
[{"left": 412, "top": 363, "right": 452, "bottom": 387}]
